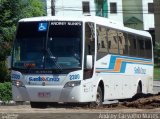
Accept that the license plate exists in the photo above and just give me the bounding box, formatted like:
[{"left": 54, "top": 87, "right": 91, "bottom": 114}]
[{"left": 38, "top": 92, "right": 51, "bottom": 98}]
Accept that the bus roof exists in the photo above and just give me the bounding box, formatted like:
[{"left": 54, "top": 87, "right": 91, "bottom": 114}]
[{"left": 19, "top": 16, "right": 151, "bottom": 38}]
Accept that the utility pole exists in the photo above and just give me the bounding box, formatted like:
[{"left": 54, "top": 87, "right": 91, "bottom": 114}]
[
  {"left": 154, "top": 0, "right": 160, "bottom": 43},
  {"left": 51, "top": 0, "right": 55, "bottom": 16}
]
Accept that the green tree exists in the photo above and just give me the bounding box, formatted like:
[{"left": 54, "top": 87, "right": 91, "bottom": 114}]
[
  {"left": 154, "top": 42, "right": 160, "bottom": 67},
  {"left": 0, "top": 0, "right": 45, "bottom": 82}
]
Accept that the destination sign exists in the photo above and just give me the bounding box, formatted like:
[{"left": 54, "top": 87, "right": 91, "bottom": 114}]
[{"left": 51, "top": 21, "right": 82, "bottom": 26}]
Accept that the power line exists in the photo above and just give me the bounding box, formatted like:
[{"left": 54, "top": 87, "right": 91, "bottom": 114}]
[
  {"left": 46, "top": 6, "right": 154, "bottom": 10},
  {"left": 45, "top": 7, "right": 157, "bottom": 14}
]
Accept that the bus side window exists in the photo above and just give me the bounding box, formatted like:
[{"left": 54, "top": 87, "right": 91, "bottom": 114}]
[
  {"left": 137, "top": 36, "right": 145, "bottom": 58},
  {"left": 145, "top": 39, "right": 152, "bottom": 59},
  {"left": 96, "top": 25, "right": 108, "bottom": 60},
  {"left": 118, "top": 31, "right": 128, "bottom": 55},
  {"left": 108, "top": 29, "right": 118, "bottom": 54},
  {"left": 128, "top": 34, "right": 137, "bottom": 57}
]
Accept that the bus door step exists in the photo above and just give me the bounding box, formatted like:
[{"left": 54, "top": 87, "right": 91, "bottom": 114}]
[{"left": 103, "top": 100, "right": 119, "bottom": 105}]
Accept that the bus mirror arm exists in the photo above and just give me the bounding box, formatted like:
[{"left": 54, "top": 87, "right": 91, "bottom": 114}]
[
  {"left": 7, "top": 56, "right": 12, "bottom": 70},
  {"left": 86, "top": 55, "right": 93, "bottom": 69}
]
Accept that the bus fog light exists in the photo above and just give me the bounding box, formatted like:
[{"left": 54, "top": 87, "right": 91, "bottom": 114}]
[
  {"left": 64, "top": 81, "right": 81, "bottom": 88},
  {"left": 12, "top": 80, "right": 24, "bottom": 87}
]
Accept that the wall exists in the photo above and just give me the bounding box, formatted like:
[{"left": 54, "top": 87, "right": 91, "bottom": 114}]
[
  {"left": 108, "top": 0, "right": 123, "bottom": 23},
  {"left": 95, "top": 0, "right": 108, "bottom": 17},
  {"left": 46, "top": 0, "right": 95, "bottom": 17},
  {"left": 122, "top": 0, "right": 143, "bottom": 30},
  {"left": 142, "top": 0, "right": 154, "bottom": 30}
]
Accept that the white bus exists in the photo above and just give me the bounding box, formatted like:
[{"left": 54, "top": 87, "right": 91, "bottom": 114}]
[{"left": 11, "top": 16, "right": 153, "bottom": 108}]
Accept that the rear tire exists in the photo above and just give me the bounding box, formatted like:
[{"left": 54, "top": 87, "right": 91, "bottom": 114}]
[
  {"left": 137, "top": 83, "right": 142, "bottom": 94},
  {"left": 30, "top": 102, "right": 47, "bottom": 108},
  {"left": 132, "top": 83, "right": 142, "bottom": 100}
]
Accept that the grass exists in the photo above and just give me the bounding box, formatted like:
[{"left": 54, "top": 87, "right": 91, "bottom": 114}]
[{"left": 154, "top": 67, "right": 160, "bottom": 80}]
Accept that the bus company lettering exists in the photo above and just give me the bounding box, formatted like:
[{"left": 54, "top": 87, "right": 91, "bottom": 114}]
[
  {"left": 67, "top": 22, "right": 81, "bottom": 26},
  {"left": 51, "top": 22, "right": 67, "bottom": 26},
  {"left": 51, "top": 21, "right": 81, "bottom": 26},
  {"left": 134, "top": 67, "right": 146, "bottom": 74},
  {"left": 29, "top": 76, "right": 60, "bottom": 82}
]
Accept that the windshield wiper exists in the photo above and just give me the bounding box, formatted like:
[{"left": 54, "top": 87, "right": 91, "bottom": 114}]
[{"left": 46, "top": 48, "right": 62, "bottom": 72}]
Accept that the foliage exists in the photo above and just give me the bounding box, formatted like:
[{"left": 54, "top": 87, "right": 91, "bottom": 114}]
[
  {"left": 0, "top": 0, "right": 45, "bottom": 82},
  {"left": 0, "top": 61, "right": 11, "bottom": 82},
  {"left": 0, "top": 0, "right": 45, "bottom": 60},
  {"left": 154, "top": 42, "right": 160, "bottom": 80},
  {"left": 0, "top": 82, "right": 12, "bottom": 102},
  {"left": 154, "top": 67, "right": 160, "bottom": 80},
  {"left": 154, "top": 42, "right": 160, "bottom": 67}
]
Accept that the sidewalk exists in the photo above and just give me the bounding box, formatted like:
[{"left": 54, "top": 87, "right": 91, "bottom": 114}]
[
  {"left": 153, "top": 80, "right": 160, "bottom": 87},
  {"left": 0, "top": 101, "right": 29, "bottom": 106}
]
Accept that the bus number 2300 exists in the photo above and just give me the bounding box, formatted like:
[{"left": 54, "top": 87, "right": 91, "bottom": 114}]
[{"left": 69, "top": 74, "right": 80, "bottom": 80}]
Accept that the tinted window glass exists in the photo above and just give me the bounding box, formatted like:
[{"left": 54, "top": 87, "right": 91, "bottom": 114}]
[
  {"left": 137, "top": 36, "right": 145, "bottom": 57},
  {"left": 97, "top": 25, "right": 108, "bottom": 60},
  {"left": 145, "top": 39, "right": 152, "bottom": 59},
  {"left": 118, "top": 31, "right": 128, "bottom": 55},
  {"left": 128, "top": 34, "right": 137, "bottom": 57},
  {"left": 108, "top": 29, "right": 118, "bottom": 54}
]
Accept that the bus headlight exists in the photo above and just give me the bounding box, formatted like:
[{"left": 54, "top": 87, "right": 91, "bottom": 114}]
[
  {"left": 12, "top": 80, "right": 24, "bottom": 87},
  {"left": 64, "top": 81, "right": 81, "bottom": 88}
]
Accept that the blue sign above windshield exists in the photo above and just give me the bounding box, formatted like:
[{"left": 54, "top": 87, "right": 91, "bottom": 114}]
[{"left": 38, "top": 23, "right": 48, "bottom": 31}]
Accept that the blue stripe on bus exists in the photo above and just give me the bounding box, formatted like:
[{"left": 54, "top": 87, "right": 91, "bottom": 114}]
[{"left": 96, "top": 55, "right": 153, "bottom": 74}]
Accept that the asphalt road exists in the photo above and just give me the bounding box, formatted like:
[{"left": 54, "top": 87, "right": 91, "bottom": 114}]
[
  {"left": 0, "top": 105, "right": 160, "bottom": 119},
  {"left": 0, "top": 81, "right": 159, "bottom": 119}
]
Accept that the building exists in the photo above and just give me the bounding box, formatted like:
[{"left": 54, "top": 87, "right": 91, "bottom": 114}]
[
  {"left": 95, "top": 0, "right": 108, "bottom": 17},
  {"left": 95, "top": 0, "right": 123, "bottom": 23},
  {"left": 122, "top": 0, "right": 154, "bottom": 31},
  {"left": 105, "top": 0, "right": 154, "bottom": 44},
  {"left": 46, "top": 0, "right": 153, "bottom": 29},
  {"left": 46, "top": 0, "right": 95, "bottom": 17},
  {"left": 46, "top": 0, "right": 123, "bottom": 23},
  {"left": 143, "top": 0, "right": 154, "bottom": 31},
  {"left": 96, "top": 0, "right": 154, "bottom": 31},
  {"left": 143, "top": 0, "right": 155, "bottom": 44},
  {"left": 122, "top": 0, "right": 143, "bottom": 30},
  {"left": 46, "top": 0, "right": 155, "bottom": 43},
  {"left": 108, "top": 0, "right": 123, "bottom": 23}
]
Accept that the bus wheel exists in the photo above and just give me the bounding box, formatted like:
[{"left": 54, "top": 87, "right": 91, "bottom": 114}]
[
  {"left": 30, "top": 102, "right": 47, "bottom": 108},
  {"left": 132, "top": 83, "right": 142, "bottom": 100},
  {"left": 137, "top": 83, "right": 142, "bottom": 94},
  {"left": 96, "top": 86, "right": 103, "bottom": 106},
  {"left": 90, "top": 86, "right": 103, "bottom": 107}
]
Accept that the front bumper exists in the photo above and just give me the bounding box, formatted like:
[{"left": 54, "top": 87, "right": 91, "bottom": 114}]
[{"left": 12, "top": 85, "right": 81, "bottom": 102}]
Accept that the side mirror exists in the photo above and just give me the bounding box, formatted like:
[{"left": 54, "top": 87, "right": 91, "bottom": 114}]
[
  {"left": 7, "top": 56, "right": 11, "bottom": 69},
  {"left": 86, "top": 55, "right": 93, "bottom": 69}
]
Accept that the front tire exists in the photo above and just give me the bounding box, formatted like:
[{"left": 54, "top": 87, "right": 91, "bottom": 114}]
[
  {"left": 96, "top": 86, "right": 103, "bottom": 106},
  {"left": 90, "top": 86, "right": 103, "bottom": 107}
]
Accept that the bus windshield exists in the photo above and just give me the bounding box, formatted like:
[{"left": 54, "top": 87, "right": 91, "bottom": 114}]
[{"left": 12, "top": 21, "right": 82, "bottom": 70}]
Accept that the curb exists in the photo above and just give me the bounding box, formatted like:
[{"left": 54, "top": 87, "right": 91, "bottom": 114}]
[
  {"left": 153, "top": 81, "right": 160, "bottom": 87},
  {"left": 153, "top": 84, "right": 160, "bottom": 87},
  {"left": 0, "top": 101, "right": 30, "bottom": 106}
]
